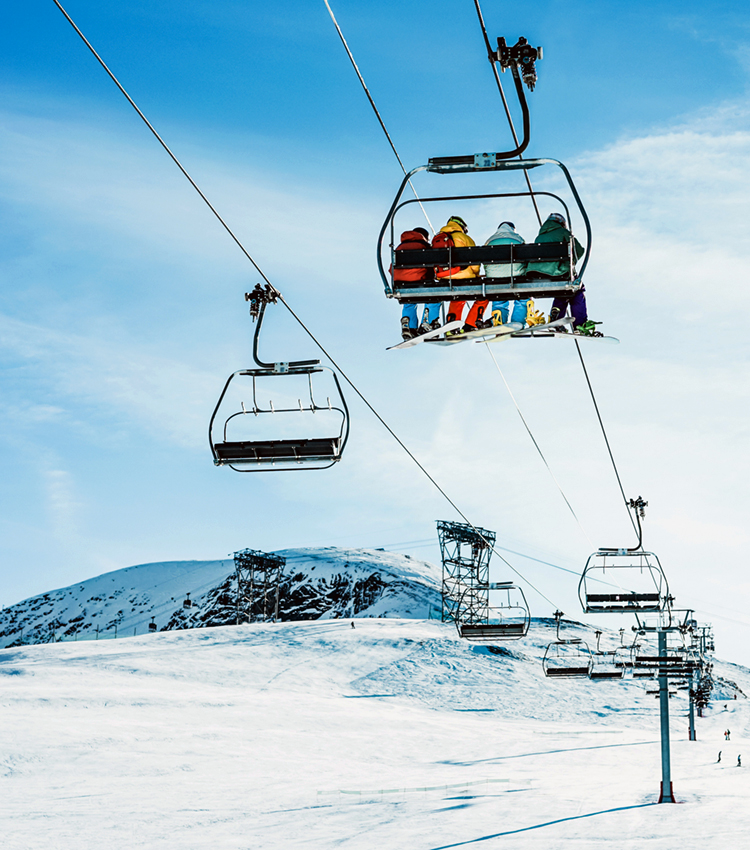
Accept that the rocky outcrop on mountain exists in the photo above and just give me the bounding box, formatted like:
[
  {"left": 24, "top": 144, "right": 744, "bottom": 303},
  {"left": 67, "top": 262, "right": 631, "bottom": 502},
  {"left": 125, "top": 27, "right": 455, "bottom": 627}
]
[{"left": 0, "top": 548, "right": 441, "bottom": 647}]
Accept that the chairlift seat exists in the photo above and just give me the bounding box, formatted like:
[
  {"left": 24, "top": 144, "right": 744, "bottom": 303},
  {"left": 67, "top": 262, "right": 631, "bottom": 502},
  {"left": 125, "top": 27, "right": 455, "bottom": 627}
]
[
  {"left": 393, "top": 242, "right": 571, "bottom": 269},
  {"left": 585, "top": 592, "right": 661, "bottom": 611},
  {"left": 213, "top": 437, "right": 342, "bottom": 465},
  {"left": 589, "top": 669, "right": 624, "bottom": 680},
  {"left": 460, "top": 623, "right": 526, "bottom": 640},
  {"left": 545, "top": 666, "right": 591, "bottom": 677}
]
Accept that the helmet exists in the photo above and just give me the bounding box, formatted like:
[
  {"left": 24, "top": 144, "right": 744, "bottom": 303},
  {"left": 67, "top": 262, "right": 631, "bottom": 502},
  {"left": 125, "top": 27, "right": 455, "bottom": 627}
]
[
  {"left": 548, "top": 212, "right": 567, "bottom": 227},
  {"left": 498, "top": 221, "right": 516, "bottom": 229},
  {"left": 448, "top": 215, "right": 468, "bottom": 233},
  {"left": 413, "top": 227, "right": 429, "bottom": 239}
]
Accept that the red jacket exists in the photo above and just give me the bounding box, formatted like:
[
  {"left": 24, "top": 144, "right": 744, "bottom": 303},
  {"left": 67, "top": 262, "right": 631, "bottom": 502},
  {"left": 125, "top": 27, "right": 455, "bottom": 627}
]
[{"left": 391, "top": 231, "right": 434, "bottom": 282}]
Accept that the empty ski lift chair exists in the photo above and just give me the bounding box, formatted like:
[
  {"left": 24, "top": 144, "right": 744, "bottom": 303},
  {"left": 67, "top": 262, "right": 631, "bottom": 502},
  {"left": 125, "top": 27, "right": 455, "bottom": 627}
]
[
  {"left": 589, "top": 630, "right": 624, "bottom": 680},
  {"left": 542, "top": 612, "right": 593, "bottom": 678},
  {"left": 578, "top": 497, "right": 669, "bottom": 614},
  {"left": 210, "top": 285, "right": 350, "bottom": 472},
  {"left": 458, "top": 582, "right": 530, "bottom": 641},
  {"left": 578, "top": 549, "right": 668, "bottom": 613}
]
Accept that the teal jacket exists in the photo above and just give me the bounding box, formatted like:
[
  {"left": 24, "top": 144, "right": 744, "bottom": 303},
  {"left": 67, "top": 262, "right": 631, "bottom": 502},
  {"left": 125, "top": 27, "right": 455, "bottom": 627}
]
[{"left": 525, "top": 219, "right": 584, "bottom": 279}]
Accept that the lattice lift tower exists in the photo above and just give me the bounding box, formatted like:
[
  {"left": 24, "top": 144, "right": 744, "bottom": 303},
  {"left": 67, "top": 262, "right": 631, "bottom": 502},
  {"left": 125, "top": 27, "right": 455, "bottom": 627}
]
[
  {"left": 437, "top": 520, "right": 496, "bottom": 625},
  {"left": 234, "top": 549, "right": 285, "bottom": 624}
]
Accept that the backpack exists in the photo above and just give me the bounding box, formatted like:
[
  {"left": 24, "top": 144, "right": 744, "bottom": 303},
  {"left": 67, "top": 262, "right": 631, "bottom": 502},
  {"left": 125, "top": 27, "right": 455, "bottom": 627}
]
[{"left": 432, "top": 230, "right": 466, "bottom": 277}]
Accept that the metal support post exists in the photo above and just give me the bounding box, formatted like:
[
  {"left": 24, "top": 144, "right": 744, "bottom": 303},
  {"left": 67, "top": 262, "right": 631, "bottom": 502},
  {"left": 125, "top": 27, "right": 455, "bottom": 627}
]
[
  {"left": 658, "top": 629, "right": 675, "bottom": 802},
  {"left": 688, "top": 667, "right": 696, "bottom": 741}
]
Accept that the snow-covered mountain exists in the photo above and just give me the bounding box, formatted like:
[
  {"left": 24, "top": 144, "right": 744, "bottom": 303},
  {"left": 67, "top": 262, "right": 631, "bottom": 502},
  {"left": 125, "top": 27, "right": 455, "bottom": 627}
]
[{"left": 0, "top": 548, "right": 441, "bottom": 648}]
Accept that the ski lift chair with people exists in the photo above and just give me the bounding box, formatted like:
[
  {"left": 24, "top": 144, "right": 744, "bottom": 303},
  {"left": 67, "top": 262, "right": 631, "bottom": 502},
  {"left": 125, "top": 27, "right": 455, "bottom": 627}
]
[
  {"left": 377, "top": 38, "right": 592, "bottom": 323},
  {"left": 209, "top": 285, "right": 350, "bottom": 472}
]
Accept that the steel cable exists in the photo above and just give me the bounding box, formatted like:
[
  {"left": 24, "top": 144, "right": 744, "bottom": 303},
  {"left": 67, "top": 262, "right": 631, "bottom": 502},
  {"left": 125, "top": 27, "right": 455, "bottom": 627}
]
[
  {"left": 472, "top": 0, "right": 638, "bottom": 544},
  {"left": 322, "top": 0, "right": 434, "bottom": 233},
  {"left": 483, "top": 342, "right": 594, "bottom": 547},
  {"left": 52, "top": 0, "right": 562, "bottom": 610}
]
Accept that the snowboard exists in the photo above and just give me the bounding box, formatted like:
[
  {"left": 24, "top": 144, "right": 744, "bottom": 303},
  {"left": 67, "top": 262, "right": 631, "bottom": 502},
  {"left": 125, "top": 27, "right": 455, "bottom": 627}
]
[
  {"left": 510, "top": 317, "right": 618, "bottom": 344},
  {"left": 489, "top": 316, "right": 573, "bottom": 340},
  {"left": 425, "top": 321, "right": 524, "bottom": 346},
  {"left": 387, "top": 320, "right": 464, "bottom": 350}
]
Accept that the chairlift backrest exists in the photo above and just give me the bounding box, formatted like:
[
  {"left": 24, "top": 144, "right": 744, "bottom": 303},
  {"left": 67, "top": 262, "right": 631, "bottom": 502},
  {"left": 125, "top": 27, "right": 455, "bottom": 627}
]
[{"left": 377, "top": 158, "right": 592, "bottom": 306}]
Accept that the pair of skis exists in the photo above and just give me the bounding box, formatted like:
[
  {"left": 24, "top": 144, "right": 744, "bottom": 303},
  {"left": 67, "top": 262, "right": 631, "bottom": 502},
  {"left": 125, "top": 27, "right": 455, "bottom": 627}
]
[{"left": 387, "top": 317, "right": 618, "bottom": 350}]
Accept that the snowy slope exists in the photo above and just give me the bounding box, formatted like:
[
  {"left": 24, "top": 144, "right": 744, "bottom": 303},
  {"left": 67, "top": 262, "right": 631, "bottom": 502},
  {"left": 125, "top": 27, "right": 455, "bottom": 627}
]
[
  {"left": 1, "top": 617, "right": 748, "bottom": 849},
  {"left": 0, "top": 548, "right": 441, "bottom": 648}
]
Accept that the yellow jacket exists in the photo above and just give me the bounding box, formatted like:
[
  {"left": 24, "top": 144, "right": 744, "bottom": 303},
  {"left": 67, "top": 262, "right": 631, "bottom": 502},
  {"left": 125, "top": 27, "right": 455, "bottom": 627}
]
[{"left": 434, "top": 221, "right": 480, "bottom": 279}]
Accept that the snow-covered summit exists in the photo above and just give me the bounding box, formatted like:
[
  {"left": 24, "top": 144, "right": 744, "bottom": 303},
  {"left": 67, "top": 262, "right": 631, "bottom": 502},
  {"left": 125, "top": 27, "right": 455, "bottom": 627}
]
[{"left": 0, "top": 547, "right": 441, "bottom": 648}]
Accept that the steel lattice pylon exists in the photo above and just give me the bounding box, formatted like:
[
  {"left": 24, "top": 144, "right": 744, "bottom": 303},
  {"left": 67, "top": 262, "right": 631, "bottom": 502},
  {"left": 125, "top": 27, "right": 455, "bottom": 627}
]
[
  {"left": 234, "top": 549, "right": 285, "bottom": 624},
  {"left": 437, "top": 520, "right": 496, "bottom": 624}
]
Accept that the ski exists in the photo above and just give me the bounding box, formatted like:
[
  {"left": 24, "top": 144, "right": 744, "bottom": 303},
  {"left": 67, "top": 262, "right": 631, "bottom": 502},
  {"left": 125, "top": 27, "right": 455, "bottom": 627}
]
[
  {"left": 425, "top": 321, "right": 524, "bottom": 346},
  {"left": 387, "top": 320, "right": 463, "bottom": 350}
]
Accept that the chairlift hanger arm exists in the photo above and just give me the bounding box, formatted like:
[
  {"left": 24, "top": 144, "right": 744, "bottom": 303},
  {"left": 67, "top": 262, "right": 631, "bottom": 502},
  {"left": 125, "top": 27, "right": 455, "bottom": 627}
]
[{"left": 245, "top": 285, "right": 320, "bottom": 370}]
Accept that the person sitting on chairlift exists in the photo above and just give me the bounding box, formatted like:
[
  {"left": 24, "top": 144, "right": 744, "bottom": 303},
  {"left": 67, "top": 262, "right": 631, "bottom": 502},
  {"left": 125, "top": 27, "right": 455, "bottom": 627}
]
[
  {"left": 482, "top": 221, "right": 544, "bottom": 329},
  {"left": 527, "top": 212, "right": 600, "bottom": 336},
  {"left": 433, "top": 216, "right": 484, "bottom": 335},
  {"left": 392, "top": 227, "right": 439, "bottom": 341}
]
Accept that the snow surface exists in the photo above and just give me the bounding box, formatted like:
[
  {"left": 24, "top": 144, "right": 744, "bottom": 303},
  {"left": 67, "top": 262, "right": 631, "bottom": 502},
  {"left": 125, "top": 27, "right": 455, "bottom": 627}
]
[{"left": 2, "top": 616, "right": 748, "bottom": 848}]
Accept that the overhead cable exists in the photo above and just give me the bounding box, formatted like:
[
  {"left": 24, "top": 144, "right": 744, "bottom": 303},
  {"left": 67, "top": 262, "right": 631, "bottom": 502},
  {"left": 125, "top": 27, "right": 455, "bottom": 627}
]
[
  {"left": 574, "top": 340, "right": 640, "bottom": 539},
  {"left": 52, "top": 0, "right": 561, "bottom": 610},
  {"left": 483, "top": 342, "right": 594, "bottom": 547},
  {"left": 322, "top": 0, "right": 434, "bottom": 233}
]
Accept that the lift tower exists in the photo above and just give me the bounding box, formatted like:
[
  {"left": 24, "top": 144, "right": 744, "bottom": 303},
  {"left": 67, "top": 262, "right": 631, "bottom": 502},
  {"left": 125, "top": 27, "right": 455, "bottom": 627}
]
[
  {"left": 437, "top": 520, "right": 496, "bottom": 625},
  {"left": 234, "top": 549, "right": 285, "bottom": 624}
]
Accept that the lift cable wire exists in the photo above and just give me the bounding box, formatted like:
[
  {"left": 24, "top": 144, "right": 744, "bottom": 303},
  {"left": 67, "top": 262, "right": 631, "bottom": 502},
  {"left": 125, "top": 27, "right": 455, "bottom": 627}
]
[
  {"left": 472, "top": 0, "right": 542, "bottom": 226},
  {"left": 50, "top": 0, "right": 274, "bottom": 289},
  {"left": 280, "top": 295, "right": 560, "bottom": 608},
  {"left": 482, "top": 343, "right": 594, "bottom": 547},
  {"left": 472, "top": 0, "right": 638, "bottom": 544},
  {"left": 52, "top": 0, "right": 561, "bottom": 611},
  {"left": 574, "top": 340, "right": 640, "bottom": 539},
  {"left": 322, "top": 0, "right": 434, "bottom": 234}
]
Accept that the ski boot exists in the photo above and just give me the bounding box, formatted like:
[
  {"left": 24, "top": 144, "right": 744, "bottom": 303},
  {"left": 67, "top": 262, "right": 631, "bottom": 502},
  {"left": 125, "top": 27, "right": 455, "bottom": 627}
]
[
  {"left": 445, "top": 312, "right": 463, "bottom": 337},
  {"left": 418, "top": 318, "right": 442, "bottom": 335},
  {"left": 401, "top": 317, "right": 418, "bottom": 341}
]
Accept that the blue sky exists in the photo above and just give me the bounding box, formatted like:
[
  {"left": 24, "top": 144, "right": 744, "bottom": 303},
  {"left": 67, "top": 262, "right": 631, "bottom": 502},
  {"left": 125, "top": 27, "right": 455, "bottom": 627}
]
[{"left": 2, "top": 1, "right": 750, "bottom": 660}]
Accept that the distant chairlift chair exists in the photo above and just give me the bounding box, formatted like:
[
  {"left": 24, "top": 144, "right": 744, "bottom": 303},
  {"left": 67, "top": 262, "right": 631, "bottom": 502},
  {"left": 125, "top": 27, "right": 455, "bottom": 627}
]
[
  {"left": 458, "top": 582, "right": 530, "bottom": 641},
  {"left": 542, "top": 611, "right": 593, "bottom": 678},
  {"left": 209, "top": 285, "right": 350, "bottom": 472}
]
